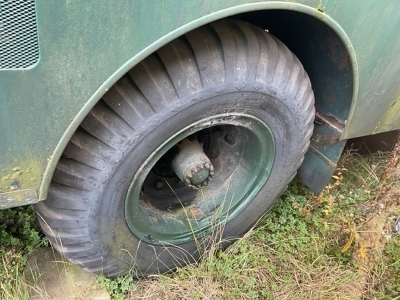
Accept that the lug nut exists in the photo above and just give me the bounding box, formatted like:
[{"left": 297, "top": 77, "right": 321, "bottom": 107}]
[{"left": 225, "top": 134, "right": 235, "bottom": 145}]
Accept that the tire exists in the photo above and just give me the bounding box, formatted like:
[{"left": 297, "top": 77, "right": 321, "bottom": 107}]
[{"left": 35, "top": 19, "right": 314, "bottom": 277}]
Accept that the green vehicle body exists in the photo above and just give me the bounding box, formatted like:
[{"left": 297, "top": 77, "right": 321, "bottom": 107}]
[{"left": 1, "top": 0, "right": 400, "bottom": 209}]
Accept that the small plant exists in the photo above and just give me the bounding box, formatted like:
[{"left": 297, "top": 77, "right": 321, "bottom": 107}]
[
  {"left": 98, "top": 273, "right": 137, "bottom": 299},
  {"left": 0, "top": 205, "right": 45, "bottom": 299}
]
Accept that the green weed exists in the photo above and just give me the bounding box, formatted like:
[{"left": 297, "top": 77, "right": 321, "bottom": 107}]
[
  {"left": 98, "top": 273, "right": 137, "bottom": 300},
  {"left": 0, "top": 205, "right": 46, "bottom": 299}
]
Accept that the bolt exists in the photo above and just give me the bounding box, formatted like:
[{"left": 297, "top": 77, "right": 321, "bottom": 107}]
[
  {"left": 225, "top": 134, "right": 235, "bottom": 145},
  {"left": 185, "top": 178, "right": 191, "bottom": 184},
  {"left": 205, "top": 163, "right": 210, "bottom": 169},
  {"left": 154, "top": 180, "right": 164, "bottom": 189},
  {"left": 214, "top": 130, "right": 223, "bottom": 138},
  {"left": 187, "top": 173, "right": 193, "bottom": 178},
  {"left": 209, "top": 165, "right": 214, "bottom": 171},
  {"left": 210, "top": 171, "right": 215, "bottom": 176}
]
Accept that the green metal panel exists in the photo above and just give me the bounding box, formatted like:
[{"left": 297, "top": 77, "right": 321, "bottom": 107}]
[
  {"left": 325, "top": 1, "right": 400, "bottom": 138},
  {"left": 1, "top": 0, "right": 400, "bottom": 208}
]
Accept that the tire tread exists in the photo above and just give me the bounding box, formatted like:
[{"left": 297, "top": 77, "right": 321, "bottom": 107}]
[{"left": 35, "top": 19, "right": 315, "bottom": 277}]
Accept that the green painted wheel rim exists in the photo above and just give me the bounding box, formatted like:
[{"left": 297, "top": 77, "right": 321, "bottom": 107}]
[{"left": 125, "top": 113, "right": 275, "bottom": 245}]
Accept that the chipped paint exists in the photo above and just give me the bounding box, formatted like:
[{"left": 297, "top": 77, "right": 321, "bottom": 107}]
[
  {"left": 315, "top": 110, "right": 345, "bottom": 132},
  {"left": 0, "top": 158, "right": 42, "bottom": 194},
  {"left": 0, "top": 189, "right": 38, "bottom": 209}
]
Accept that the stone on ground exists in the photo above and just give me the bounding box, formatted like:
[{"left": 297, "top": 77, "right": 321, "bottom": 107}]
[{"left": 22, "top": 247, "right": 110, "bottom": 300}]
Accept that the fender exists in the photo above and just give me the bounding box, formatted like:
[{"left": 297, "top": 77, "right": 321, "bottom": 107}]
[{"left": 0, "top": 1, "right": 361, "bottom": 207}]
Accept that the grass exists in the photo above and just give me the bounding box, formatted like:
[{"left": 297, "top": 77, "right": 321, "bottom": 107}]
[
  {"left": 0, "top": 205, "right": 46, "bottom": 299},
  {"left": 1, "top": 140, "right": 400, "bottom": 299}
]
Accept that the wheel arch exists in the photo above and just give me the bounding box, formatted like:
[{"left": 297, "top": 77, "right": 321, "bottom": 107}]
[
  {"left": 39, "top": 3, "right": 358, "bottom": 200},
  {"left": 233, "top": 8, "right": 358, "bottom": 193}
]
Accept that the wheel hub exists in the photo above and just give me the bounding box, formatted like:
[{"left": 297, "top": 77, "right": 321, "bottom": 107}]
[
  {"left": 171, "top": 139, "right": 214, "bottom": 188},
  {"left": 124, "top": 113, "right": 275, "bottom": 245}
]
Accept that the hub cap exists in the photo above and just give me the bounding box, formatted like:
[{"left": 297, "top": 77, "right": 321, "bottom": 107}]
[{"left": 171, "top": 138, "right": 214, "bottom": 188}]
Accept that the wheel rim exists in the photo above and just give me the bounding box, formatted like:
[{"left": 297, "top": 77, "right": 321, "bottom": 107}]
[{"left": 125, "top": 113, "right": 275, "bottom": 245}]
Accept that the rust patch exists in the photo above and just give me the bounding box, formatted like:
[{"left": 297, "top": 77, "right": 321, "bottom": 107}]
[
  {"left": 325, "top": 134, "right": 341, "bottom": 145},
  {"left": 325, "top": 32, "right": 350, "bottom": 70},
  {"left": 190, "top": 207, "right": 201, "bottom": 219},
  {"left": 315, "top": 110, "right": 345, "bottom": 131},
  {"left": 339, "top": 51, "right": 350, "bottom": 70},
  {"left": 327, "top": 96, "right": 335, "bottom": 103},
  {"left": 149, "top": 215, "right": 158, "bottom": 223},
  {"left": 326, "top": 36, "right": 335, "bottom": 58}
]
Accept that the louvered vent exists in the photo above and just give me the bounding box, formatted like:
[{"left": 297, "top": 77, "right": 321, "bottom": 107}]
[{"left": 0, "top": 0, "right": 39, "bottom": 69}]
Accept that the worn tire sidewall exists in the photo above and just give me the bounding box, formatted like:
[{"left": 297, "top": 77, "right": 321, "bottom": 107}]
[{"left": 93, "top": 84, "right": 304, "bottom": 275}]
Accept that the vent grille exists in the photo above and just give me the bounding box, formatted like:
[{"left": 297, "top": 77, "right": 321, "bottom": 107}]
[{"left": 0, "top": 0, "right": 39, "bottom": 69}]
